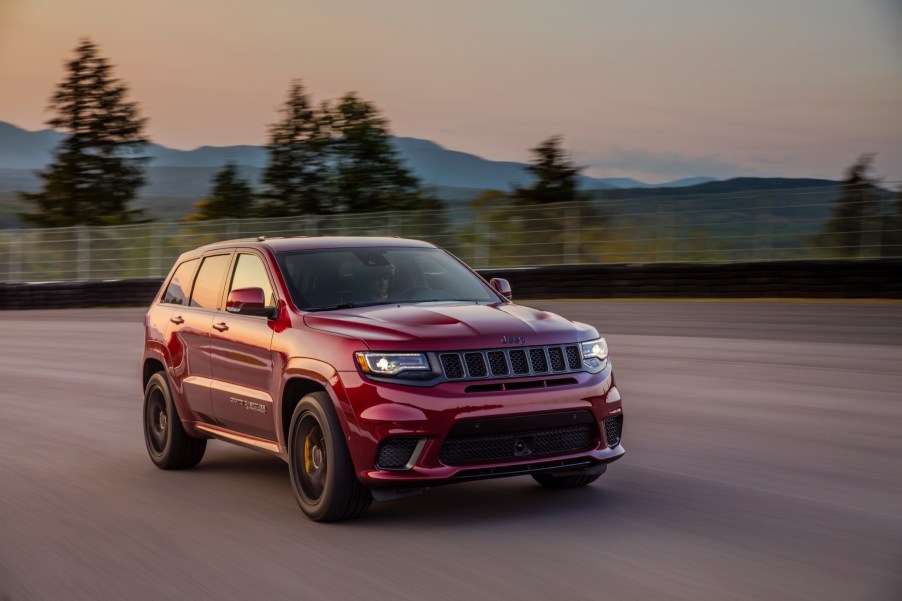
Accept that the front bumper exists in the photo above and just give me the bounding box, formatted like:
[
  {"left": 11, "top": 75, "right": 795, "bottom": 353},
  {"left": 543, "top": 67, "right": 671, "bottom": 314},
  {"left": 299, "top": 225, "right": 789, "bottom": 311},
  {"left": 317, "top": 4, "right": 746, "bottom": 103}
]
[{"left": 338, "top": 360, "right": 625, "bottom": 487}]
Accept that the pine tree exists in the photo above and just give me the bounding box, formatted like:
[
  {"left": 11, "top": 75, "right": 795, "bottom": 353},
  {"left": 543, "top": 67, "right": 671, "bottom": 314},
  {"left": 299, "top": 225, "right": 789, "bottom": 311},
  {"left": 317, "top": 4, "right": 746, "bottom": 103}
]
[
  {"left": 328, "top": 92, "right": 432, "bottom": 213},
  {"left": 259, "top": 81, "right": 330, "bottom": 216},
  {"left": 19, "top": 38, "right": 149, "bottom": 227},
  {"left": 514, "top": 135, "right": 584, "bottom": 205},
  {"left": 824, "top": 154, "right": 882, "bottom": 257},
  {"left": 186, "top": 163, "right": 255, "bottom": 221}
]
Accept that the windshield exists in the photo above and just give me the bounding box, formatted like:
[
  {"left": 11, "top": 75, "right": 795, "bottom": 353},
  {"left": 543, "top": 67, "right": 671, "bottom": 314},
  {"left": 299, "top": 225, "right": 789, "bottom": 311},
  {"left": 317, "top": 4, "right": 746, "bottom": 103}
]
[{"left": 275, "top": 247, "right": 503, "bottom": 311}]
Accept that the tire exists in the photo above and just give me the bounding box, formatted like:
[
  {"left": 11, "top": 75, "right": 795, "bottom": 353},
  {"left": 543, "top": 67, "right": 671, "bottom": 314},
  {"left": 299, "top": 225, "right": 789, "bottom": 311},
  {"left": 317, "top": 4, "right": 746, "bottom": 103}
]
[
  {"left": 531, "top": 472, "right": 601, "bottom": 489},
  {"left": 288, "top": 392, "right": 372, "bottom": 522},
  {"left": 143, "top": 372, "right": 206, "bottom": 469}
]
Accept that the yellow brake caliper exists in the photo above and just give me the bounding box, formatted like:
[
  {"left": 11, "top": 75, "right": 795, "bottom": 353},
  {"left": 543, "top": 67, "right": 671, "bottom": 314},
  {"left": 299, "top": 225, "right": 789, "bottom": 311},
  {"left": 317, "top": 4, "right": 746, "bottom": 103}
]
[{"left": 304, "top": 434, "right": 312, "bottom": 472}]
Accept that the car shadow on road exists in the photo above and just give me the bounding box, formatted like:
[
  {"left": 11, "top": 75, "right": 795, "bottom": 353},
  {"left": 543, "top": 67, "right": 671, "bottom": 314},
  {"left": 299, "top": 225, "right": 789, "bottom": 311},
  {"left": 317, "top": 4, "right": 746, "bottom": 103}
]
[
  {"left": 192, "top": 445, "right": 652, "bottom": 529},
  {"left": 358, "top": 477, "right": 636, "bottom": 528}
]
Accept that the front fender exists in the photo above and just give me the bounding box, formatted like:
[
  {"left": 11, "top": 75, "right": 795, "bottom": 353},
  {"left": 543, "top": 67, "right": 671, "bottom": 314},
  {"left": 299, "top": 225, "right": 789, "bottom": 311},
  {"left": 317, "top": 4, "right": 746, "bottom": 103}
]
[{"left": 280, "top": 358, "right": 363, "bottom": 465}]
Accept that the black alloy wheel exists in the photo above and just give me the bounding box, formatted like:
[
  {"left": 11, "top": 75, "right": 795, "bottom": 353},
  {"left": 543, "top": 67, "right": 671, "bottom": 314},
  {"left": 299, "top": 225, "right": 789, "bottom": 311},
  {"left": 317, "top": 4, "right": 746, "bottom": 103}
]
[
  {"left": 142, "top": 372, "right": 206, "bottom": 469},
  {"left": 288, "top": 392, "right": 372, "bottom": 521},
  {"left": 296, "top": 415, "right": 328, "bottom": 502}
]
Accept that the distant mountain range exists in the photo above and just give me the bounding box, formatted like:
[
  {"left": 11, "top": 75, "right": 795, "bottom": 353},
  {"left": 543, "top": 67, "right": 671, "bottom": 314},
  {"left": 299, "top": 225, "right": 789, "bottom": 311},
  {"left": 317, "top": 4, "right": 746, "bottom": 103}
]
[
  {"left": 0, "top": 119, "right": 851, "bottom": 231},
  {"left": 0, "top": 120, "right": 718, "bottom": 197}
]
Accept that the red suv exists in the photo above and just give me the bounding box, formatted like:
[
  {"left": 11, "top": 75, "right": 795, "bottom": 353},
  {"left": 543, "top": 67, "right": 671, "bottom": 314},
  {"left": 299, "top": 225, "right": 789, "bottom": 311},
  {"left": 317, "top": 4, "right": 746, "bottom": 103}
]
[{"left": 142, "top": 237, "right": 624, "bottom": 521}]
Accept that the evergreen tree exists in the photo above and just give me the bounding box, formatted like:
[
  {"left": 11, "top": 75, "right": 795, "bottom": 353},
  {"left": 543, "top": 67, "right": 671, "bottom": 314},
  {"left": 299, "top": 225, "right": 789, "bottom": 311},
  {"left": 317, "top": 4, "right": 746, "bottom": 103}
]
[
  {"left": 19, "top": 38, "right": 149, "bottom": 227},
  {"left": 328, "top": 92, "right": 432, "bottom": 213},
  {"left": 186, "top": 163, "right": 255, "bottom": 221},
  {"left": 824, "top": 154, "right": 882, "bottom": 257},
  {"left": 259, "top": 81, "right": 329, "bottom": 216},
  {"left": 514, "top": 135, "right": 584, "bottom": 205}
]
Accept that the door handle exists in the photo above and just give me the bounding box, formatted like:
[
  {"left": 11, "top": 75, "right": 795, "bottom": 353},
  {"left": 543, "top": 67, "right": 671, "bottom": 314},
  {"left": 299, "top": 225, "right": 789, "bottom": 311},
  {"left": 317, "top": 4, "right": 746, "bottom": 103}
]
[
  {"left": 170, "top": 315, "right": 185, "bottom": 325},
  {"left": 213, "top": 322, "right": 229, "bottom": 332}
]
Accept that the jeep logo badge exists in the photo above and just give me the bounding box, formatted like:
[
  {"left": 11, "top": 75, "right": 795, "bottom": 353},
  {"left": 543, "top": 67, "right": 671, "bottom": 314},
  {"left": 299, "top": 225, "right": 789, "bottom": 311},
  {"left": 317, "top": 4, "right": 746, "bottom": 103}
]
[{"left": 501, "top": 336, "right": 526, "bottom": 345}]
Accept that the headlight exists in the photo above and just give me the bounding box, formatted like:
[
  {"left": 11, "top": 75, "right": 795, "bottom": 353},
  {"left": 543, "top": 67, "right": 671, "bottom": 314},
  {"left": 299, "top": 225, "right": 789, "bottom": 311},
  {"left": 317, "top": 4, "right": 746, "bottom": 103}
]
[
  {"left": 580, "top": 337, "right": 608, "bottom": 361},
  {"left": 355, "top": 352, "right": 431, "bottom": 376}
]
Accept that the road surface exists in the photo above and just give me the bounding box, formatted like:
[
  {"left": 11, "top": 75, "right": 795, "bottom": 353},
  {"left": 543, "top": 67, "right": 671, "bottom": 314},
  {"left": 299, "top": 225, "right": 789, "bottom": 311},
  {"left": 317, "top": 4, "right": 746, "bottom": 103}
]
[{"left": 1, "top": 302, "right": 900, "bottom": 600}]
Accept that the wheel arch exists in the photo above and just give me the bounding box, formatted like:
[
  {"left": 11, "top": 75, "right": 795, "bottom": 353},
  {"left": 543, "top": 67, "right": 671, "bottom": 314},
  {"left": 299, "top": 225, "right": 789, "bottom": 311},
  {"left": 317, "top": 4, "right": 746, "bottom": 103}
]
[
  {"left": 280, "top": 358, "right": 361, "bottom": 463},
  {"left": 142, "top": 356, "right": 166, "bottom": 390},
  {"left": 281, "top": 377, "right": 329, "bottom": 450}
]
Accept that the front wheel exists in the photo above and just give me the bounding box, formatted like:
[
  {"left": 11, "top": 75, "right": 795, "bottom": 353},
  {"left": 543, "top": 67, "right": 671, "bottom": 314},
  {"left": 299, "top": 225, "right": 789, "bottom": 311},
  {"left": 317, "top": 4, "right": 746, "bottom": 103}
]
[
  {"left": 288, "top": 392, "right": 372, "bottom": 522},
  {"left": 143, "top": 372, "right": 206, "bottom": 469}
]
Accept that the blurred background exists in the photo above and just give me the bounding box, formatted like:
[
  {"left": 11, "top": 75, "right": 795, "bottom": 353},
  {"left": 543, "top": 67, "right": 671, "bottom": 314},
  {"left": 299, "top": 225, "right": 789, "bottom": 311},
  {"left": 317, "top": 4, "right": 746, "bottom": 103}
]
[{"left": 1, "top": 1, "right": 900, "bottom": 600}]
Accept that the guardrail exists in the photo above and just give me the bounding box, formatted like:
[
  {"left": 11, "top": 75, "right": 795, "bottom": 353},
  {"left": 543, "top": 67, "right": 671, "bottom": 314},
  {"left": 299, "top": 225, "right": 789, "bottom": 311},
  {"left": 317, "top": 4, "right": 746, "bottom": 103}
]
[
  {"left": 1, "top": 184, "right": 900, "bottom": 282},
  {"left": 1, "top": 260, "right": 900, "bottom": 310}
]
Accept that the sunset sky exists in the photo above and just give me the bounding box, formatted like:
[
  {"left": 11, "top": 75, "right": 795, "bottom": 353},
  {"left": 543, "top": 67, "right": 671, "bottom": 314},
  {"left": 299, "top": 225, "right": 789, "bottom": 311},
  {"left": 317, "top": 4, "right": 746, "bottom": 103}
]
[{"left": 1, "top": 0, "right": 900, "bottom": 183}]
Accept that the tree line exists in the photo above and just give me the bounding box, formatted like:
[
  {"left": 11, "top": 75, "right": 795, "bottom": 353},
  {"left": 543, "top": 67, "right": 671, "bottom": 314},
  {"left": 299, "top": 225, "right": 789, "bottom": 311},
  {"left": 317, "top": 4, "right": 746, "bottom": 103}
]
[
  {"left": 21, "top": 39, "right": 583, "bottom": 228},
  {"left": 18, "top": 39, "right": 901, "bottom": 261}
]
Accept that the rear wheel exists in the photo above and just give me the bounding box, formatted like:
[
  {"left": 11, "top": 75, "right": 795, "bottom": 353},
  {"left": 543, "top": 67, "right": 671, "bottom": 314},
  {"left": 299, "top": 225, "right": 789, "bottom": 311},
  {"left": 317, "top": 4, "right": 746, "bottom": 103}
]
[
  {"left": 532, "top": 472, "right": 601, "bottom": 489},
  {"left": 143, "top": 372, "right": 206, "bottom": 469},
  {"left": 288, "top": 392, "right": 372, "bottom": 522}
]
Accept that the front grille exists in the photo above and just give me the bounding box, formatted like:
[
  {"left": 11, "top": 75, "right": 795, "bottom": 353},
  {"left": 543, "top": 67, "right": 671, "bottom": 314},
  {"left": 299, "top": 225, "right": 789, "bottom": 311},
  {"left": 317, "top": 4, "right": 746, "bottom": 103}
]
[
  {"left": 510, "top": 350, "right": 529, "bottom": 374},
  {"left": 440, "top": 354, "right": 464, "bottom": 379},
  {"left": 487, "top": 351, "right": 509, "bottom": 376},
  {"left": 376, "top": 438, "right": 421, "bottom": 469},
  {"left": 529, "top": 348, "right": 549, "bottom": 373},
  {"left": 464, "top": 352, "right": 488, "bottom": 378},
  {"left": 549, "top": 347, "right": 565, "bottom": 371},
  {"left": 440, "top": 411, "right": 598, "bottom": 465},
  {"left": 566, "top": 346, "right": 581, "bottom": 370},
  {"left": 440, "top": 344, "right": 582, "bottom": 381},
  {"left": 603, "top": 415, "right": 623, "bottom": 448}
]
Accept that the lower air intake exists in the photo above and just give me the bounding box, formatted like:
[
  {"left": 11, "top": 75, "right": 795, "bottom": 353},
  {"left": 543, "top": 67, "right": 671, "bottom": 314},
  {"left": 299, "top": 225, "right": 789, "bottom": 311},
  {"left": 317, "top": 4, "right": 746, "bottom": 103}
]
[
  {"left": 376, "top": 437, "right": 421, "bottom": 470},
  {"left": 441, "top": 422, "right": 596, "bottom": 465},
  {"left": 603, "top": 415, "right": 623, "bottom": 448}
]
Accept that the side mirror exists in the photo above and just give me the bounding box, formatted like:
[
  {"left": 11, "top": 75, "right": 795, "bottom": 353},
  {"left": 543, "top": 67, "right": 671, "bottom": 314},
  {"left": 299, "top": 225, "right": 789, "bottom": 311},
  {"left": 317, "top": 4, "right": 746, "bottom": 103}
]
[
  {"left": 226, "top": 287, "right": 277, "bottom": 318},
  {"left": 490, "top": 277, "right": 512, "bottom": 300}
]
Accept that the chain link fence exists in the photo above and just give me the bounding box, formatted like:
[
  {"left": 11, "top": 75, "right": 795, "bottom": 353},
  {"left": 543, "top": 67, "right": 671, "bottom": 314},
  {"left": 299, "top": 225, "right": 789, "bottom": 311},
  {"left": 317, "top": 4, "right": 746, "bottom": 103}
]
[{"left": 1, "top": 183, "right": 900, "bottom": 282}]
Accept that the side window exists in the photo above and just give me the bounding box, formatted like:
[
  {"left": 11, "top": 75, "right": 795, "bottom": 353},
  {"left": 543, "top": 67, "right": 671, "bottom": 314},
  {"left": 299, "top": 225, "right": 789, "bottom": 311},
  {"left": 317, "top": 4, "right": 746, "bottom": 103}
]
[
  {"left": 189, "top": 254, "right": 232, "bottom": 309},
  {"left": 161, "top": 259, "right": 199, "bottom": 305},
  {"left": 229, "top": 254, "right": 276, "bottom": 307}
]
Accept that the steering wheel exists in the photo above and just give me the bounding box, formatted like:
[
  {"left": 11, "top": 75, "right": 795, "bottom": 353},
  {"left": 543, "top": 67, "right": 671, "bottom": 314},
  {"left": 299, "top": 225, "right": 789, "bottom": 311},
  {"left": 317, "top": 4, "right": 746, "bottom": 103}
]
[{"left": 398, "top": 286, "right": 432, "bottom": 300}]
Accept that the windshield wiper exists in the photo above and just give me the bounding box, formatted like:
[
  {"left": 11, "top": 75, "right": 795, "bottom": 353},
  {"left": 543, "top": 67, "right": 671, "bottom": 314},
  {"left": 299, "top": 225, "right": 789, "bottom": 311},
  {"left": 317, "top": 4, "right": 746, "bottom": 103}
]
[
  {"left": 305, "top": 301, "right": 393, "bottom": 312},
  {"left": 401, "top": 298, "right": 477, "bottom": 304},
  {"left": 304, "top": 303, "right": 358, "bottom": 311}
]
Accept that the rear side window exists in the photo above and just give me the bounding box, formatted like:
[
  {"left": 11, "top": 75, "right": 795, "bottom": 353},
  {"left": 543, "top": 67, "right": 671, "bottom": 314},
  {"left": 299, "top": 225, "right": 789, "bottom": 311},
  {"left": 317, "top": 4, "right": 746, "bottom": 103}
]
[
  {"left": 161, "top": 259, "right": 199, "bottom": 305},
  {"left": 229, "top": 254, "right": 276, "bottom": 307},
  {"left": 189, "top": 254, "right": 232, "bottom": 310}
]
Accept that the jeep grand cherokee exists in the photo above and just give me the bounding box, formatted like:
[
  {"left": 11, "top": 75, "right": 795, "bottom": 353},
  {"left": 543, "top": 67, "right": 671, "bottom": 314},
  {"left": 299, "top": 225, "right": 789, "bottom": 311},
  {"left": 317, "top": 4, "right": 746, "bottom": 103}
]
[{"left": 142, "top": 237, "right": 624, "bottom": 521}]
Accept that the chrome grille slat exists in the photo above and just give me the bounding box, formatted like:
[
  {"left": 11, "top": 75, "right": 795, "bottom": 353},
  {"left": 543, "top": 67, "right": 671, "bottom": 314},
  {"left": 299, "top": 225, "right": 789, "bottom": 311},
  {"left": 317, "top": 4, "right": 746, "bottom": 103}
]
[{"left": 439, "top": 344, "right": 584, "bottom": 381}]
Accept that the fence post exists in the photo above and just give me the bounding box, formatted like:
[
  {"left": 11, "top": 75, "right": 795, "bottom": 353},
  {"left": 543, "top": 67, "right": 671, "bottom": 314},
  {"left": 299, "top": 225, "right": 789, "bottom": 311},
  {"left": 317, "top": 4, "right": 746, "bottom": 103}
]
[
  {"left": 563, "top": 204, "right": 577, "bottom": 264},
  {"left": 8, "top": 232, "right": 22, "bottom": 282},
  {"left": 754, "top": 194, "right": 774, "bottom": 261},
  {"left": 656, "top": 198, "right": 673, "bottom": 262},
  {"left": 149, "top": 223, "right": 161, "bottom": 278},
  {"left": 77, "top": 226, "right": 89, "bottom": 281},
  {"left": 655, "top": 198, "right": 663, "bottom": 262}
]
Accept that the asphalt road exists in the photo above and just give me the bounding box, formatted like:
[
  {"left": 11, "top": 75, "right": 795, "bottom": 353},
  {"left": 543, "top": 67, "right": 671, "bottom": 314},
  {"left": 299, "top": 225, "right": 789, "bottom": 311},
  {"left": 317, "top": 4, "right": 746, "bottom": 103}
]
[{"left": 1, "top": 302, "right": 900, "bottom": 601}]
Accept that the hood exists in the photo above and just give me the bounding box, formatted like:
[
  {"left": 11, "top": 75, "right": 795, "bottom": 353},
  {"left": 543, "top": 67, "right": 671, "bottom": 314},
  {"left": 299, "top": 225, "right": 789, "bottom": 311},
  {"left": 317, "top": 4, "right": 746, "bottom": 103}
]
[{"left": 303, "top": 302, "right": 597, "bottom": 351}]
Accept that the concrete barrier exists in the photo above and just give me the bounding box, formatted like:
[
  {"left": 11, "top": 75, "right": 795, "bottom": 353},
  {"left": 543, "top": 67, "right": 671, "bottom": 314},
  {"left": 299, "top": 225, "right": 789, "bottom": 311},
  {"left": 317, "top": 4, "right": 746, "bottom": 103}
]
[
  {"left": 481, "top": 260, "right": 902, "bottom": 299},
  {"left": 1, "top": 260, "right": 900, "bottom": 309}
]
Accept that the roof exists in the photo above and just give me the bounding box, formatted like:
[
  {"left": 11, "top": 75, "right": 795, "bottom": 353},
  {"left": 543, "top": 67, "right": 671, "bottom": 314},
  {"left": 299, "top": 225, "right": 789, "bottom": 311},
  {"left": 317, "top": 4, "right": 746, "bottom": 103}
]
[{"left": 178, "top": 236, "right": 438, "bottom": 259}]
